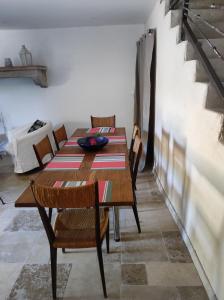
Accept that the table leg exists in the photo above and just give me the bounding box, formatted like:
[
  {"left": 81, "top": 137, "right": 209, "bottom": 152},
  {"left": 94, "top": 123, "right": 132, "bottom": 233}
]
[{"left": 113, "top": 206, "right": 120, "bottom": 242}]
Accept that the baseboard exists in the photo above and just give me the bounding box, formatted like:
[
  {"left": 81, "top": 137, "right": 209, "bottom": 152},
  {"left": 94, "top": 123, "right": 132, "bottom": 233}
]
[{"left": 153, "top": 169, "right": 218, "bottom": 300}]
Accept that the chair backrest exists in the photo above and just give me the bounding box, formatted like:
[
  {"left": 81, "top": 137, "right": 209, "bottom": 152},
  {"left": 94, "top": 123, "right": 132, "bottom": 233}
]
[
  {"left": 129, "top": 124, "right": 140, "bottom": 161},
  {"left": 130, "top": 135, "right": 143, "bottom": 187},
  {"left": 33, "top": 135, "right": 54, "bottom": 169},
  {"left": 53, "top": 125, "right": 68, "bottom": 151},
  {"left": 91, "top": 115, "right": 116, "bottom": 128},
  {"left": 31, "top": 181, "right": 98, "bottom": 209}
]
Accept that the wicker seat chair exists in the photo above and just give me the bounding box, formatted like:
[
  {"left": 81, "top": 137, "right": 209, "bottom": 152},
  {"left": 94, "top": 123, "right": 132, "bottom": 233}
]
[
  {"left": 91, "top": 115, "right": 116, "bottom": 128},
  {"left": 33, "top": 135, "right": 54, "bottom": 169},
  {"left": 129, "top": 124, "right": 141, "bottom": 161},
  {"left": 33, "top": 135, "right": 55, "bottom": 220},
  {"left": 53, "top": 125, "right": 68, "bottom": 151},
  {"left": 31, "top": 180, "right": 109, "bottom": 299},
  {"left": 129, "top": 135, "right": 143, "bottom": 233}
]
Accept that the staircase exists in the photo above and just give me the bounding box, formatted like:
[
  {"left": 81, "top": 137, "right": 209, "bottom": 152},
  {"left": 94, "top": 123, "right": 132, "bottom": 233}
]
[
  {"left": 151, "top": 2, "right": 224, "bottom": 299},
  {"left": 167, "top": 0, "right": 224, "bottom": 114}
]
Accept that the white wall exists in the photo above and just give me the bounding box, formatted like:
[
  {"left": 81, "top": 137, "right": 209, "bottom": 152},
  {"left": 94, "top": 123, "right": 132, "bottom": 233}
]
[
  {"left": 0, "top": 24, "right": 143, "bottom": 141},
  {"left": 146, "top": 1, "right": 224, "bottom": 300}
]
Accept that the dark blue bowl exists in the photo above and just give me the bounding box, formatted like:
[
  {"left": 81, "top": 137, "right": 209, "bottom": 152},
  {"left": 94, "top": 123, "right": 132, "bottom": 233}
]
[{"left": 77, "top": 136, "right": 109, "bottom": 151}]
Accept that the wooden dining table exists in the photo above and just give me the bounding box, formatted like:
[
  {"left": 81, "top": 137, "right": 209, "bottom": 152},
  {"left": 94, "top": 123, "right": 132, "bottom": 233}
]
[{"left": 15, "top": 127, "right": 134, "bottom": 241}]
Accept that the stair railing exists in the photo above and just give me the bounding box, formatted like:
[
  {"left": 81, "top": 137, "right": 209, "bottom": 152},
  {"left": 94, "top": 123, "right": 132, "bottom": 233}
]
[{"left": 170, "top": 0, "right": 224, "bottom": 104}]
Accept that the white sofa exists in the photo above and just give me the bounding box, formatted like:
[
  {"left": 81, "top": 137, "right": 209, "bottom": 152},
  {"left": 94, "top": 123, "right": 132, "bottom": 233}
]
[{"left": 7, "top": 121, "right": 56, "bottom": 173}]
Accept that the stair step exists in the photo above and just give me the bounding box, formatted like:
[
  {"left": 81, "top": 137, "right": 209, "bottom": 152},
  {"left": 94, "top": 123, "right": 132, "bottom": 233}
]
[
  {"left": 189, "top": 21, "right": 224, "bottom": 39},
  {"left": 171, "top": 10, "right": 182, "bottom": 27},
  {"left": 186, "top": 38, "right": 224, "bottom": 60},
  {"left": 196, "top": 58, "right": 224, "bottom": 82},
  {"left": 170, "top": 7, "right": 224, "bottom": 38},
  {"left": 189, "top": 9, "right": 224, "bottom": 23},
  {"left": 205, "top": 82, "right": 224, "bottom": 113},
  {"left": 189, "top": 0, "right": 224, "bottom": 9}
]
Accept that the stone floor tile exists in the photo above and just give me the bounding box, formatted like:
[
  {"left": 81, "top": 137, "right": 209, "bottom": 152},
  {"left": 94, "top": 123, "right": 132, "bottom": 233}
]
[
  {"left": 0, "top": 208, "right": 20, "bottom": 232},
  {"left": 121, "top": 232, "right": 168, "bottom": 263},
  {"left": 177, "top": 286, "right": 209, "bottom": 300},
  {"left": 8, "top": 263, "right": 71, "bottom": 300},
  {"left": 154, "top": 209, "right": 179, "bottom": 232},
  {"left": 121, "top": 264, "right": 147, "bottom": 285},
  {"left": 124, "top": 208, "right": 161, "bottom": 232},
  {"left": 124, "top": 207, "right": 178, "bottom": 233},
  {"left": 0, "top": 243, "right": 30, "bottom": 263},
  {"left": 0, "top": 231, "right": 43, "bottom": 263},
  {"left": 146, "top": 262, "right": 203, "bottom": 286},
  {"left": 137, "top": 200, "right": 166, "bottom": 211},
  {"left": 102, "top": 234, "right": 121, "bottom": 263},
  {"left": 162, "top": 231, "right": 192, "bottom": 263},
  {"left": 120, "top": 285, "right": 181, "bottom": 300},
  {"left": 26, "top": 232, "right": 50, "bottom": 264},
  {"left": 4, "top": 209, "right": 43, "bottom": 231},
  {"left": 0, "top": 263, "right": 24, "bottom": 299},
  {"left": 64, "top": 262, "right": 120, "bottom": 299},
  {"left": 57, "top": 248, "right": 97, "bottom": 264},
  {"left": 0, "top": 230, "right": 43, "bottom": 244}
]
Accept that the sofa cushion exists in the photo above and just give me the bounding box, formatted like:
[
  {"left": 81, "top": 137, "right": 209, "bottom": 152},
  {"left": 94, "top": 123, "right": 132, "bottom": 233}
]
[{"left": 28, "top": 120, "right": 46, "bottom": 133}]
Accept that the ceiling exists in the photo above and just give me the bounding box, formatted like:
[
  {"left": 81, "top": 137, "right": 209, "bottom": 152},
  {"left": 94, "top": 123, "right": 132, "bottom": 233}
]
[{"left": 0, "top": 0, "right": 156, "bottom": 29}]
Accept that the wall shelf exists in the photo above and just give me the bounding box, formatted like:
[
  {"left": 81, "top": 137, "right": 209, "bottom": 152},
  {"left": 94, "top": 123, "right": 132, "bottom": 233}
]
[{"left": 0, "top": 65, "right": 48, "bottom": 88}]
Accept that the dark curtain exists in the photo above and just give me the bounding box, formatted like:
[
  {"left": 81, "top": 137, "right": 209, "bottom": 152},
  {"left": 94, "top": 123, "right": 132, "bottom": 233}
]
[{"left": 134, "top": 30, "right": 156, "bottom": 170}]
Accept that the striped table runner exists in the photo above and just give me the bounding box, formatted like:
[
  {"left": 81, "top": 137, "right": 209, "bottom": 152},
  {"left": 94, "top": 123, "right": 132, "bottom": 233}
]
[
  {"left": 64, "top": 137, "right": 81, "bottom": 147},
  {"left": 108, "top": 136, "right": 126, "bottom": 144},
  {"left": 53, "top": 180, "right": 112, "bottom": 203},
  {"left": 44, "top": 154, "right": 85, "bottom": 170},
  {"left": 91, "top": 153, "right": 126, "bottom": 170},
  {"left": 87, "top": 127, "right": 115, "bottom": 134}
]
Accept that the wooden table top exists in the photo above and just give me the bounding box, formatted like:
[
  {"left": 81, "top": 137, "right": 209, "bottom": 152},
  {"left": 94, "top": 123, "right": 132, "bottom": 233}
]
[{"left": 15, "top": 127, "right": 133, "bottom": 208}]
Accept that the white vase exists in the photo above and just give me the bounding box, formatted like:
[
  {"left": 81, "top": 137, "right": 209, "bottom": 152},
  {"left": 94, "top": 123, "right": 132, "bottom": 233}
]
[{"left": 19, "top": 45, "right": 32, "bottom": 65}]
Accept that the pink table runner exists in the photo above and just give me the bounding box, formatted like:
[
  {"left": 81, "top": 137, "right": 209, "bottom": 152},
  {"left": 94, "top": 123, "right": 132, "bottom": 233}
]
[
  {"left": 53, "top": 180, "right": 112, "bottom": 203},
  {"left": 91, "top": 153, "right": 126, "bottom": 170}
]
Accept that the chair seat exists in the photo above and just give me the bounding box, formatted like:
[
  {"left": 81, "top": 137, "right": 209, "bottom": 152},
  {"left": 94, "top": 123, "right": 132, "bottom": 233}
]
[{"left": 53, "top": 208, "right": 109, "bottom": 248}]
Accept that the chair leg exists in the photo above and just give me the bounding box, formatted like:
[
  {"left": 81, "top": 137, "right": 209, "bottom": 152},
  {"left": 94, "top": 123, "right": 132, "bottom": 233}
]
[
  {"left": 50, "top": 247, "right": 57, "bottom": 299},
  {"left": 62, "top": 248, "right": 66, "bottom": 253},
  {"left": 132, "top": 201, "right": 141, "bottom": 233},
  {"left": 96, "top": 244, "right": 107, "bottom": 298},
  {"left": 106, "top": 222, "right": 110, "bottom": 254},
  {"left": 48, "top": 208, "right": 53, "bottom": 222}
]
